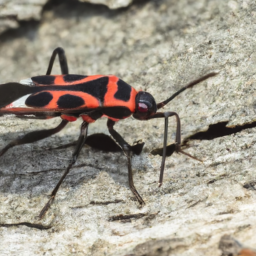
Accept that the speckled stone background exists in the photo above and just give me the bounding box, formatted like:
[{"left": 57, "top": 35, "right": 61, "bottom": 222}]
[{"left": 0, "top": 0, "right": 256, "bottom": 255}]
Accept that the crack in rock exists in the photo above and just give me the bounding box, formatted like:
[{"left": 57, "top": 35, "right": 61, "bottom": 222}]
[
  {"left": 0, "top": 222, "right": 51, "bottom": 230},
  {"left": 151, "top": 121, "right": 256, "bottom": 157}
]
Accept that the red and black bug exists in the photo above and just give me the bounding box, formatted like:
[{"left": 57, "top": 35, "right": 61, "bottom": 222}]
[{"left": 0, "top": 47, "right": 217, "bottom": 218}]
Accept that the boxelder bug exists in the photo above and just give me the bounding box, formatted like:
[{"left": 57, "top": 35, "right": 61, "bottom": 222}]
[{"left": 0, "top": 47, "right": 217, "bottom": 218}]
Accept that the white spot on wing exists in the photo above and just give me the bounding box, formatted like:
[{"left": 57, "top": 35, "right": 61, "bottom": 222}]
[
  {"left": 23, "top": 114, "right": 36, "bottom": 118},
  {"left": 6, "top": 95, "right": 30, "bottom": 108},
  {"left": 20, "top": 78, "right": 34, "bottom": 86}
]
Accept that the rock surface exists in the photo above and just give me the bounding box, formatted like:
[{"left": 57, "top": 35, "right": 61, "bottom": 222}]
[
  {"left": 0, "top": 0, "right": 48, "bottom": 34},
  {"left": 0, "top": 0, "right": 256, "bottom": 255},
  {"left": 0, "top": 0, "right": 134, "bottom": 35},
  {"left": 79, "top": 0, "right": 133, "bottom": 9}
]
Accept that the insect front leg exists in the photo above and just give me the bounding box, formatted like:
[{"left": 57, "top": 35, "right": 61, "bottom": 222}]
[
  {"left": 46, "top": 47, "right": 69, "bottom": 75},
  {"left": 107, "top": 119, "right": 145, "bottom": 205},
  {"left": 0, "top": 120, "right": 69, "bottom": 157},
  {"left": 148, "top": 112, "right": 202, "bottom": 187},
  {"left": 39, "top": 121, "right": 89, "bottom": 219}
]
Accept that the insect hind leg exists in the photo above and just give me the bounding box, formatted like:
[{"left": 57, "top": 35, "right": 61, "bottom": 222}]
[
  {"left": 46, "top": 47, "right": 69, "bottom": 75},
  {"left": 0, "top": 120, "right": 68, "bottom": 157}
]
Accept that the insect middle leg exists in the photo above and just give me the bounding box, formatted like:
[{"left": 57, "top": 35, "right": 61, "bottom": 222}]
[
  {"left": 107, "top": 119, "right": 145, "bottom": 205},
  {"left": 39, "top": 121, "right": 89, "bottom": 218}
]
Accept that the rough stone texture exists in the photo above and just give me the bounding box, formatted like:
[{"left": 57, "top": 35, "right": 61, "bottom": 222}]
[
  {"left": 79, "top": 0, "right": 133, "bottom": 9},
  {"left": 0, "top": 0, "right": 48, "bottom": 34},
  {"left": 0, "top": 0, "right": 134, "bottom": 35},
  {"left": 0, "top": 0, "right": 256, "bottom": 255}
]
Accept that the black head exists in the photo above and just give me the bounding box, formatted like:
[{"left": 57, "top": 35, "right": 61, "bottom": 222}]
[{"left": 133, "top": 91, "right": 157, "bottom": 120}]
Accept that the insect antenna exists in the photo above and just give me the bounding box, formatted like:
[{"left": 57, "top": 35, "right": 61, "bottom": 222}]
[{"left": 157, "top": 71, "right": 219, "bottom": 109}]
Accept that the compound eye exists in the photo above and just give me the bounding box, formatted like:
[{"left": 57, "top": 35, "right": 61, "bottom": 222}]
[{"left": 138, "top": 102, "right": 148, "bottom": 113}]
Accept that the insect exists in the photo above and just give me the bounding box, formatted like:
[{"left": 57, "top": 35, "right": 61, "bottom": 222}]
[{"left": 0, "top": 47, "right": 217, "bottom": 218}]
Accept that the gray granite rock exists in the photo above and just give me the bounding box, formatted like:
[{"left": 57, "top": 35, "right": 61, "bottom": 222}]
[
  {"left": 79, "top": 0, "right": 133, "bottom": 9},
  {"left": 0, "top": 0, "right": 134, "bottom": 35},
  {"left": 0, "top": 0, "right": 256, "bottom": 255},
  {"left": 0, "top": 0, "right": 48, "bottom": 34}
]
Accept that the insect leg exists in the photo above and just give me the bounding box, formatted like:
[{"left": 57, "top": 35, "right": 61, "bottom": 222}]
[
  {"left": 46, "top": 47, "right": 69, "bottom": 75},
  {"left": 39, "top": 121, "right": 88, "bottom": 219},
  {"left": 107, "top": 119, "right": 145, "bottom": 205},
  {"left": 148, "top": 112, "right": 201, "bottom": 187},
  {"left": 0, "top": 120, "right": 68, "bottom": 157}
]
